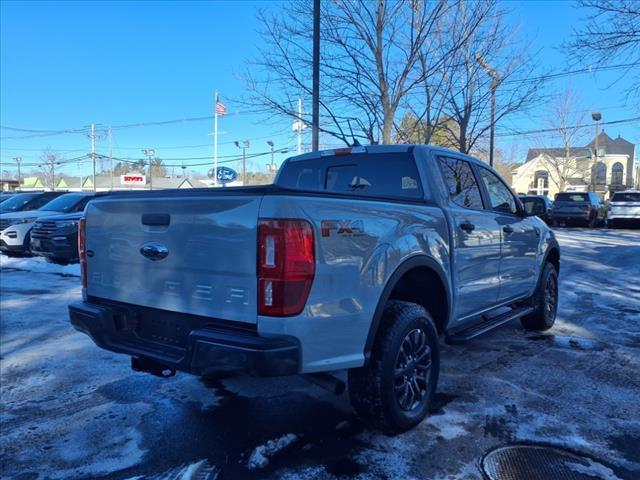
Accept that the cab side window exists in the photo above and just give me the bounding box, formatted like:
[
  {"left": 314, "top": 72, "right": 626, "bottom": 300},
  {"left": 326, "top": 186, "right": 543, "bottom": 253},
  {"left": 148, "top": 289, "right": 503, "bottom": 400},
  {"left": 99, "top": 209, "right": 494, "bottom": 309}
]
[
  {"left": 477, "top": 168, "right": 518, "bottom": 215},
  {"left": 438, "top": 157, "right": 484, "bottom": 210}
]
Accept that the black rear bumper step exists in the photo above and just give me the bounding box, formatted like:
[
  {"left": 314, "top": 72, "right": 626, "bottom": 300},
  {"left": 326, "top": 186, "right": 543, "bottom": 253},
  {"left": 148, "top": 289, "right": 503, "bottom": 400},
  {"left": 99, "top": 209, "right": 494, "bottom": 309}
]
[
  {"left": 69, "top": 300, "right": 300, "bottom": 377},
  {"left": 445, "top": 305, "right": 535, "bottom": 344}
]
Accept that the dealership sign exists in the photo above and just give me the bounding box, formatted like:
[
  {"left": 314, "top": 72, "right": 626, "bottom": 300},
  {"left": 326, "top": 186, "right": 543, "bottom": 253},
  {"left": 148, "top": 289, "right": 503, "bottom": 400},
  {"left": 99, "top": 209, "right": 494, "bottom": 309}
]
[
  {"left": 121, "top": 174, "right": 146, "bottom": 186},
  {"left": 207, "top": 166, "right": 238, "bottom": 184}
]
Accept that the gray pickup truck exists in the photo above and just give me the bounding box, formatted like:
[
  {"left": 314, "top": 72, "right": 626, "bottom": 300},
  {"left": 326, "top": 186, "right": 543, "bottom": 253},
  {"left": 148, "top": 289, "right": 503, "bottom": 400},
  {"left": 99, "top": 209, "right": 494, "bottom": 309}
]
[{"left": 69, "top": 145, "right": 560, "bottom": 432}]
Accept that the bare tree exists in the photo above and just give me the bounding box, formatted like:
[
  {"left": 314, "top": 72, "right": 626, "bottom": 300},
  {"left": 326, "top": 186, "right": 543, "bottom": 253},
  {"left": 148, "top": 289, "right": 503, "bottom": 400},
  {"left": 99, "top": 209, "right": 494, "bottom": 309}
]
[
  {"left": 518, "top": 88, "right": 591, "bottom": 193},
  {"left": 39, "top": 149, "right": 60, "bottom": 191},
  {"left": 567, "top": 0, "right": 640, "bottom": 100},
  {"left": 540, "top": 89, "right": 590, "bottom": 192},
  {"left": 438, "top": 1, "right": 544, "bottom": 154},
  {"left": 149, "top": 158, "right": 167, "bottom": 178},
  {"left": 241, "top": 0, "right": 450, "bottom": 145}
]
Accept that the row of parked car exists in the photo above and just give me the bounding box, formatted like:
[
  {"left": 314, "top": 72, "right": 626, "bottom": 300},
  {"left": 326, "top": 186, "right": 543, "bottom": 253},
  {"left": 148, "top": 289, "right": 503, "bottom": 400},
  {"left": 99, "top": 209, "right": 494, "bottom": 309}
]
[
  {"left": 0, "top": 191, "right": 93, "bottom": 264},
  {"left": 0, "top": 187, "right": 638, "bottom": 266},
  {"left": 518, "top": 191, "right": 640, "bottom": 228}
]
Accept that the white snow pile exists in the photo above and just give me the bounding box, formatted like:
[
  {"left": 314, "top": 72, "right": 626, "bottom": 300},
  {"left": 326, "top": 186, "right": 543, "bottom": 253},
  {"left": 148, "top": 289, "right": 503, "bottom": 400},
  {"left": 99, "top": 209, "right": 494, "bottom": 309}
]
[
  {"left": 0, "top": 254, "right": 80, "bottom": 276},
  {"left": 247, "top": 433, "right": 299, "bottom": 470}
]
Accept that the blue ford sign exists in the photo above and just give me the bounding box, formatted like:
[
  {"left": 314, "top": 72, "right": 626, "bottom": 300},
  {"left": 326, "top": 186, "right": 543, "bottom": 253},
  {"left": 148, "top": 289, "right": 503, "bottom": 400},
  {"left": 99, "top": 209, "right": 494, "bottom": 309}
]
[{"left": 208, "top": 166, "right": 238, "bottom": 184}]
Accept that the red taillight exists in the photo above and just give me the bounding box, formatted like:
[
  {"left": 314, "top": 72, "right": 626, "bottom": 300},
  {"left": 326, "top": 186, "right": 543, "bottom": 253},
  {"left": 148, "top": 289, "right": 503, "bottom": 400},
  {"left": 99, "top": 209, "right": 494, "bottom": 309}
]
[
  {"left": 78, "top": 217, "right": 87, "bottom": 288},
  {"left": 258, "top": 219, "right": 315, "bottom": 316}
]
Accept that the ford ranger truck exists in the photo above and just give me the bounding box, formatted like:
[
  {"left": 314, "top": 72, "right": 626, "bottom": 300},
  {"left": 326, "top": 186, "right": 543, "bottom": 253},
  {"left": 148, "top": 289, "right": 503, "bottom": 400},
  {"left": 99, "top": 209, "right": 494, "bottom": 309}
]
[{"left": 69, "top": 145, "right": 560, "bottom": 432}]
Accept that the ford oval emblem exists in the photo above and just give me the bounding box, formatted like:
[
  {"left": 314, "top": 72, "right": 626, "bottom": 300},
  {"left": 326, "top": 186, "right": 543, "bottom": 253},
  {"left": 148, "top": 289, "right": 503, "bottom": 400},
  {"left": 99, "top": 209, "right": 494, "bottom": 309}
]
[{"left": 140, "top": 242, "right": 169, "bottom": 261}]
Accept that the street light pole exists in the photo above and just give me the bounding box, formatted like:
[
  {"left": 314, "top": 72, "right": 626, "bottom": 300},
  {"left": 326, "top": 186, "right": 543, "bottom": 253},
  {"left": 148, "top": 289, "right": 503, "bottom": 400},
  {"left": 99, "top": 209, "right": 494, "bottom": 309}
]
[
  {"left": 13, "top": 157, "right": 22, "bottom": 190},
  {"left": 590, "top": 112, "right": 602, "bottom": 193},
  {"left": 234, "top": 140, "right": 250, "bottom": 184},
  {"left": 475, "top": 54, "right": 499, "bottom": 167},
  {"left": 142, "top": 148, "right": 155, "bottom": 190},
  {"left": 267, "top": 140, "right": 276, "bottom": 172}
]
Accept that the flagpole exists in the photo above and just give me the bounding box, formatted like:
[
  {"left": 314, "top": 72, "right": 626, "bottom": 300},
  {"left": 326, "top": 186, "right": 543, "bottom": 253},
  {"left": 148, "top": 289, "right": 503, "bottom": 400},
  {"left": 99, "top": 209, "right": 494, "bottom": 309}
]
[{"left": 214, "top": 89, "right": 219, "bottom": 187}]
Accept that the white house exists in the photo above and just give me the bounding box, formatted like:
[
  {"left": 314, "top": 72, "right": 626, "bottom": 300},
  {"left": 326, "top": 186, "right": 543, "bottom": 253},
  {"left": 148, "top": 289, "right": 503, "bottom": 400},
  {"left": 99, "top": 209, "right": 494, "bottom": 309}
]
[{"left": 512, "top": 132, "right": 637, "bottom": 199}]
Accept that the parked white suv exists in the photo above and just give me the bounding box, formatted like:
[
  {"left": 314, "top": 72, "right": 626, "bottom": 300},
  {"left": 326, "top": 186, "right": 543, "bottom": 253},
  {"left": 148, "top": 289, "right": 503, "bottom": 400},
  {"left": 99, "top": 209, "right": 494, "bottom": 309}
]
[{"left": 608, "top": 191, "right": 640, "bottom": 228}]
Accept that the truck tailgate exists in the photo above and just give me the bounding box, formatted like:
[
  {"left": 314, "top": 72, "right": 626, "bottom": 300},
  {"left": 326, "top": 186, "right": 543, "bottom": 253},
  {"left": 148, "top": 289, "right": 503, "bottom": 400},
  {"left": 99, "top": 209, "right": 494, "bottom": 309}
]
[{"left": 84, "top": 192, "right": 261, "bottom": 324}]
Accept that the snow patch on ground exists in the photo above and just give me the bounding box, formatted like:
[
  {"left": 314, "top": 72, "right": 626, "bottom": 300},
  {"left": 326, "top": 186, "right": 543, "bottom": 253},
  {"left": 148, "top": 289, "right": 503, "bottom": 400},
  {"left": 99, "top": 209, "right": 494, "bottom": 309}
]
[
  {"left": 566, "top": 459, "right": 624, "bottom": 480},
  {"left": 0, "top": 254, "right": 80, "bottom": 276},
  {"left": 247, "top": 433, "right": 299, "bottom": 470},
  {"left": 145, "top": 459, "right": 219, "bottom": 480},
  {"left": 428, "top": 412, "right": 470, "bottom": 440}
]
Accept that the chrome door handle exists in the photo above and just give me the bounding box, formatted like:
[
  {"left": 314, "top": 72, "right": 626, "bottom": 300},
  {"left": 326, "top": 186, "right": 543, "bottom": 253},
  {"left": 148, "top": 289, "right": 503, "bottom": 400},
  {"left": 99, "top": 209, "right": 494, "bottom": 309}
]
[{"left": 503, "top": 225, "right": 514, "bottom": 234}]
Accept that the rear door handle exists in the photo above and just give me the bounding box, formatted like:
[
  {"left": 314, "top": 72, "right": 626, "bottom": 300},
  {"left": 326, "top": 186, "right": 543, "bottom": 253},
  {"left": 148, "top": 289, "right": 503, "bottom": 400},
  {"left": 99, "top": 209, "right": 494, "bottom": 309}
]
[
  {"left": 460, "top": 222, "right": 475, "bottom": 232},
  {"left": 503, "top": 225, "right": 514, "bottom": 234},
  {"left": 142, "top": 213, "right": 170, "bottom": 226}
]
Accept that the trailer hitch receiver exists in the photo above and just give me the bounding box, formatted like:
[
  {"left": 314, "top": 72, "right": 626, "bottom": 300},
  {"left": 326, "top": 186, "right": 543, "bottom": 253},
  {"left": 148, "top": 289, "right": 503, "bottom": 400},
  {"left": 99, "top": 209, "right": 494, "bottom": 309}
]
[{"left": 131, "top": 356, "right": 176, "bottom": 378}]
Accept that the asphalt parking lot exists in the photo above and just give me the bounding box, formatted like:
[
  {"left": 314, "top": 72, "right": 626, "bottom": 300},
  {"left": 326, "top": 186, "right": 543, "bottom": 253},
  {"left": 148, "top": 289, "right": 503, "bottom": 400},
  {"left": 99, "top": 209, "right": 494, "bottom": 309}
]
[{"left": 1, "top": 228, "right": 639, "bottom": 480}]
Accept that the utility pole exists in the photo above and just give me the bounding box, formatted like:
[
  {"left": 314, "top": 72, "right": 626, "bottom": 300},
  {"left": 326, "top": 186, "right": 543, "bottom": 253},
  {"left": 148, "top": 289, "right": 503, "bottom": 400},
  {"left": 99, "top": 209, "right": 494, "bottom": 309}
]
[
  {"left": 234, "top": 140, "right": 250, "bottom": 184},
  {"left": 79, "top": 160, "right": 83, "bottom": 192},
  {"left": 311, "top": 0, "right": 320, "bottom": 151},
  {"left": 591, "top": 112, "right": 602, "bottom": 193},
  {"left": 142, "top": 149, "right": 155, "bottom": 190},
  {"left": 475, "top": 54, "right": 499, "bottom": 167},
  {"left": 109, "top": 127, "right": 113, "bottom": 190},
  {"left": 13, "top": 157, "right": 22, "bottom": 190},
  {"left": 90, "top": 123, "right": 96, "bottom": 192},
  {"left": 48, "top": 155, "right": 56, "bottom": 191}
]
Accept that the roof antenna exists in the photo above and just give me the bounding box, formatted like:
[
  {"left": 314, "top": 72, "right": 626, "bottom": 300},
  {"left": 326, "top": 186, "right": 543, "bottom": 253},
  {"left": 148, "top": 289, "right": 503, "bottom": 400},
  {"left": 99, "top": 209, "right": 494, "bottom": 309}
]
[{"left": 347, "top": 120, "right": 362, "bottom": 147}]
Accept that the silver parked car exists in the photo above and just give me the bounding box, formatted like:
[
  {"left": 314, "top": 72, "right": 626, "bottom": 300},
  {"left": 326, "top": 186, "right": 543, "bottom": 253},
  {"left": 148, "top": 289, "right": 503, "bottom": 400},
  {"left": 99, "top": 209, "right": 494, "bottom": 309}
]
[{"left": 69, "top": 145, "right": 560, "bottom": 432}]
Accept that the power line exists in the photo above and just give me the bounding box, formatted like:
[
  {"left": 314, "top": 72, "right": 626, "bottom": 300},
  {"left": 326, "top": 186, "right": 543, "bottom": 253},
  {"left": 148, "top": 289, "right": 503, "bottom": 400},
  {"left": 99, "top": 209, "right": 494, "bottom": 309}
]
[
  {"left": 92, "top": 147, "right": 293, "bottom": 169},
  {"left": 496, "top": 116, "right": 640, "bottom": 137},
  {"left": 503, "top": 62, "right": 640, "bottom": 85}
]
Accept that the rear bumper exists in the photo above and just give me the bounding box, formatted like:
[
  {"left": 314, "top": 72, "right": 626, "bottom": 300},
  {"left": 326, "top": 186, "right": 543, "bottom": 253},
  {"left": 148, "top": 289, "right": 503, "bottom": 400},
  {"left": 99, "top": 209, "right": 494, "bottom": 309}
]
[
  {"left": 30, "top": 233, "right": 78, "bottom": 260},
  {"left": 69, "top": 300, "right": 300, "bottom": 377},
  {"left": 608, "top": 213, "right": 640, "bottom": 220},
  {"left": 551, "top": 213, "right": 590, "bottom": 222}
]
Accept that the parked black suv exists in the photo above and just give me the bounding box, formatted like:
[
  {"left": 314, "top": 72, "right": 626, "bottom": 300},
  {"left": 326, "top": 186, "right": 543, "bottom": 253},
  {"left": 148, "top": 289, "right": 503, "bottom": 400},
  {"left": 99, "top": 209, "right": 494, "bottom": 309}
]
[
  {"left": 550, "top": 192, "right": 606, "bottom": 227},
  {"left": 30, "top": 212, "right": 84, "bottom": 264},
  {"left": 519, "top": 195, "right": 553, "bottom": 224}
]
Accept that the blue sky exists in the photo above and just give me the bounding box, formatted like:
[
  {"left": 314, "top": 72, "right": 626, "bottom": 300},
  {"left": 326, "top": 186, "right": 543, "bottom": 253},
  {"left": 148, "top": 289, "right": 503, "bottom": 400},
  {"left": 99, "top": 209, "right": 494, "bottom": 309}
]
[{"left": 1, "top": 0, "right": 638, "bottom": 178}]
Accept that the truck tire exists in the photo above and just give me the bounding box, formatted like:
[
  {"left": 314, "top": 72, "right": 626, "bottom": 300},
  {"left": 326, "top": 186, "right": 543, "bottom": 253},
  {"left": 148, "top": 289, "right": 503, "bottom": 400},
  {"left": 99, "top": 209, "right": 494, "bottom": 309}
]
[
  {"left": 348, "top": 301, "right": 439, "bottom": 433},
  {"left": 521, "top": 262, "right": 558, "bottom": 331}
]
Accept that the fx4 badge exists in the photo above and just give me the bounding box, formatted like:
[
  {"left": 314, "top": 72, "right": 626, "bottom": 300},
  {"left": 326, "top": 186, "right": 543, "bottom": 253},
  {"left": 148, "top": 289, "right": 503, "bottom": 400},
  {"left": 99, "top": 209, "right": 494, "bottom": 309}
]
[{"left": 321, "top": 220, "right": 365, "bottom": 237}]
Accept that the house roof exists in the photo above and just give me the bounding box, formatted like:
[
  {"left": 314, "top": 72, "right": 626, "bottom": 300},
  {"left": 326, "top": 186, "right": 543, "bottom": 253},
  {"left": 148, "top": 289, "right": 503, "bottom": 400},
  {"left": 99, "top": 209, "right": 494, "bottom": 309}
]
[
  {"left": 56, "top": 176, "right": 83, "bottom": 188},
  {"left": 526, "top": 131, "right": 635, "bottom": 162},
  {"left": 151, "top": 177, "right": 193, "bottom": 189},
  {"left": 21, "top": 177, "right": 44, "bottom": 188}
]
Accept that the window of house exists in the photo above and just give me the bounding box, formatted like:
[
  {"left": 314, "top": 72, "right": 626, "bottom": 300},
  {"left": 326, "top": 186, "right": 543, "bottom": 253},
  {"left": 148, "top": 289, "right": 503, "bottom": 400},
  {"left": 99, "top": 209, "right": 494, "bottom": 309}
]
[{"left": 611, "top": 162, "right": 624, "bottom": 185}]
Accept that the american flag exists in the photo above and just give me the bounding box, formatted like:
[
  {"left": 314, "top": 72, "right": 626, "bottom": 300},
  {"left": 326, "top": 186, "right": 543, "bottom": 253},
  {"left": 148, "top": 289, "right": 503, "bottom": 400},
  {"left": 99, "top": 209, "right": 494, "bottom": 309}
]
[{"left": 215, "top": 96, "right": 227, "bottom": 116}]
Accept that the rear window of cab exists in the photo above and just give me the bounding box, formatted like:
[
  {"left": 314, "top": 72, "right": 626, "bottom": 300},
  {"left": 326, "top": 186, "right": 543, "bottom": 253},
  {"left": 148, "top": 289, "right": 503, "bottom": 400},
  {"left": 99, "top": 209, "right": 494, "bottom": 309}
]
[
  {"left": 555, "top": 193, "right": 589, "bottom": 202},
  {"left": 276, "top": 153, "right": 423, "bottom": 200},
  {"left": 612, "top": 192, "right": 640, "bottom": 202}
]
